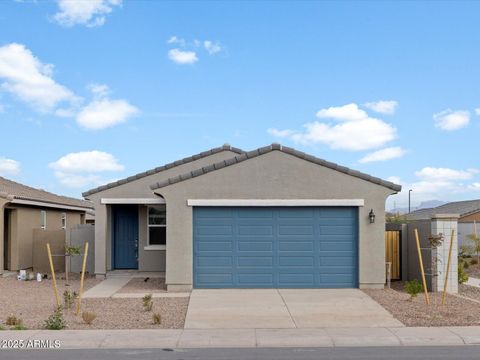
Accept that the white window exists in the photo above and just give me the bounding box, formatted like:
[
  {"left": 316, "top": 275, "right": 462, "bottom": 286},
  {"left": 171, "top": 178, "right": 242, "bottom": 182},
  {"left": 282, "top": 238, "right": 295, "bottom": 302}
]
[
  {"left": 147, "top": 205, "right": 166, "bottom": 249},
  {"left": 40, "top": 210, "right": 47, "bottom": 229},
  {"left": 61, "top": 213, "right": 66, "bottom": 229}
]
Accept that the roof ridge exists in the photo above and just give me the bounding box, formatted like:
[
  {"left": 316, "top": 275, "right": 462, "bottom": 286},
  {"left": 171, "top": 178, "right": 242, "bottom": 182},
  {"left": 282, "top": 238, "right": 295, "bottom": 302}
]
[
  {"left": 82, "top": 144, "right": 245, "bottom": 197},
  {"left": 149, "top": 143, "right": 402, "bottom": 192}
]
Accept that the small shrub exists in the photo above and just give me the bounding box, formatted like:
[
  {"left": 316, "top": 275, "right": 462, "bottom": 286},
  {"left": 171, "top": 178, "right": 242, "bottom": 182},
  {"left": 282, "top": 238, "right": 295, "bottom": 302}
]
[
  {"left": 471, "top": 259, "right": 478, "bottom": 265},
  {"left": 44, "top": 306, "right": 66, "bottom": 330},
  {"left": 6, "top": 316, "right": 22, "bottom": 326},
  {"left": 142, "top": 294, "right": 153, "bottom": 312},
  {"left": 63, "top": 290, "right": 78, "bottom": 309},
  {"left": 82, "top": 311, "right": 97, "bottom": 325},
  {"left": 464, "top": 261, "right": 470, "bottom": 269},
  {"left": 459, "top": 262, "right": 469, "bottom": 284},
  {"left": 404, "top": 279, "right": 423, "bottom": 300},
  {"left": 11, "top": 324, "right": 28, "bottom": 330},
  {"left": 152, "top": 313, "right": 161, "bottom": 325},
  {"left": 0, "top": 325, "right": 5, "bottom": 330}
]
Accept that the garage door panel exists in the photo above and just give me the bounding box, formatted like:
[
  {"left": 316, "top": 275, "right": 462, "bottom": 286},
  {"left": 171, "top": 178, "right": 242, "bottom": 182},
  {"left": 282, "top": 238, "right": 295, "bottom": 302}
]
[
  {"left": 193, "top": 207, "right": 358, "bottom": 288},
  {"left": 237, "top": 256, "right": 274, "bottom": 267},
  {"left": 198, "top": 241, "right": 233, "bottom": 251},
  {"left": 279, "top": 256, "right": 315, "bottom": 267},
  {"left": 196, "top": 256, "right": 233, "bottom": 267},
  {"left": 320, "top": 256, "right": 355, "bottom": 266}
]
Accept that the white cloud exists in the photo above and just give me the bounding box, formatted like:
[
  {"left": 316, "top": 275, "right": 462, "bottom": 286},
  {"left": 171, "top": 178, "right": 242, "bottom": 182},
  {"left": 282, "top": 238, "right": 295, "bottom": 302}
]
[
  {"left": 363, "top": 100, "right": 398, "bottom": 115},
  {"left": 168, "top": 49, "right": 198, "bottom": 65},
  {"left": 76, "top": 98, "right": 138, "bottom": 130},
  {"left": 49, "top": 150, "right": 124, "bottom": 188},
  {"left": 0, "top": 157, "right": 20, "bottom": 176},
  {"left": 475, "top": 108, "right": 480, "bottom": 116},
  {"left": 167, "top": 36, "right": 186, "bottom": 47},
  {"left": 415, "top": 167, "right": 475, "bottom": 181},
  {"left": 53, "top": 0, "right": 122, "bottom": 27},
  {"left": 87, "top": 83, "right": 110, "bottom": 98},
  {"left": 204, "top": 40, "right": 221, "bottom": 55},
  {"left": 469, "top": 183, "right": 480, "bottom": 191},
  {"left": 269, "top": 103, "right": 397, "bottom": 151},
  {"left": 0, "top": 43, "right": 77, "bottom": 112},
  {"left": 433, "top": 109, "right": 470, "bottom": 131},
  {"left": 359, "top": 147, "right": 406, "bottom": 163}
]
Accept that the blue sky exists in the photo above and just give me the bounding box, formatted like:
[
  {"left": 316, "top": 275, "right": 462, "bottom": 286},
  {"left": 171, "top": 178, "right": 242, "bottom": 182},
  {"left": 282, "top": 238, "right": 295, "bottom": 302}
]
[{"left": 0, "top": 1, "right": 479, "bottom": 209}]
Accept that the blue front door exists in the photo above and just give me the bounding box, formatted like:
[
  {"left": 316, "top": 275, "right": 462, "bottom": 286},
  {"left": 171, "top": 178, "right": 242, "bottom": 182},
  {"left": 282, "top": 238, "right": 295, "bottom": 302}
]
[
  {"left": 113, "top": 205, "right": 139, "bottom": 269},
  {"left": 193, "top": 206, "right": 358, "bottom": 288}
]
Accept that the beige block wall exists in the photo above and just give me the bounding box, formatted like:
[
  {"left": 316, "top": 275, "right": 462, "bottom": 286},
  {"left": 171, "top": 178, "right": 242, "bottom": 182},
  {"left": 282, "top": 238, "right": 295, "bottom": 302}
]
[
  {"left": 154, "top": 151, "right": 395, "bottom": 290},
  {"left": 7, "top": 206, "right": 84, "bottom": 271}
]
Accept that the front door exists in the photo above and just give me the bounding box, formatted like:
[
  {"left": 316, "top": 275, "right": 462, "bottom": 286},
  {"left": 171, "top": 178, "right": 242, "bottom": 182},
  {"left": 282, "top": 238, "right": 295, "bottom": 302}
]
[{"left": 113, "top": 205, "right": 139, "bottom": 269}]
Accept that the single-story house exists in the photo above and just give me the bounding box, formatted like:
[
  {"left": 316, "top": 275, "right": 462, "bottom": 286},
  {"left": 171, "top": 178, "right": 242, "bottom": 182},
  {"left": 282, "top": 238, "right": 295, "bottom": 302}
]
[
  {"left": 0, "top": 177, "right": 93, "bottom": 272},
  {"left": 406, "top": 199, "right": 480, "bottom": 246},
  {"left": 83, "top": 144, "right": 401, "bottom": 291}
]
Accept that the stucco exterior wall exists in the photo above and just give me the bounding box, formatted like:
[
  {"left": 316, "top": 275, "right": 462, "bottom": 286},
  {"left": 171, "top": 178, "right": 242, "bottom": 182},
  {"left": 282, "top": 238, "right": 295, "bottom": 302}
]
[
  {"left": 0, "top": 198, "right": 8, "bottom": 273},
  {"left": 87, "top": 150, "right": 240, "bottom": 275},
  {"left": 5, "top": 206, "right": 84, "bottom": 271},
  {"left": 154, "top": 151, "right": 395, "bottom": 290}
]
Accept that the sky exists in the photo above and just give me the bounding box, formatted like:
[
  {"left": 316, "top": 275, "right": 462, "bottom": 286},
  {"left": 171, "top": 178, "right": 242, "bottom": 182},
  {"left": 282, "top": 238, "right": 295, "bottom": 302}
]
[{"left": 0, "top": 0, "right": 479, "bottom": 210}]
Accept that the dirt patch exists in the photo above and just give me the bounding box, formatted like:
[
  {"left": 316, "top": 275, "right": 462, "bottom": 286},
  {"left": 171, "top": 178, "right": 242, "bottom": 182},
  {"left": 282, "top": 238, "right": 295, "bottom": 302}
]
[
  {"left": 117, "top": 277, "right": 167, "bottom": 294},
  {"left": 0, "top": 276, "right": 188, "bottom": 330},
  {"left": 364, "top": 282, "right": 480, "bottom": 327}
]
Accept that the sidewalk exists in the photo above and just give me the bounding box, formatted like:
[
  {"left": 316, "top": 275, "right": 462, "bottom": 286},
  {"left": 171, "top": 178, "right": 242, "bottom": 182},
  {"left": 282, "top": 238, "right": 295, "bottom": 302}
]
[{"left": 1, "top": 327, "right": 480, "bottom": 349}]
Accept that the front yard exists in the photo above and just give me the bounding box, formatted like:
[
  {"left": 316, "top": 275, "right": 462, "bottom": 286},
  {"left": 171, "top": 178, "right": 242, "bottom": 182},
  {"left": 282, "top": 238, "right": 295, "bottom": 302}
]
[
  {"left": 0, "top": 275, "right": 188, "bottom": 330},
  {"left": 364, "top": 282, "right": 480, "bottom": 327}
]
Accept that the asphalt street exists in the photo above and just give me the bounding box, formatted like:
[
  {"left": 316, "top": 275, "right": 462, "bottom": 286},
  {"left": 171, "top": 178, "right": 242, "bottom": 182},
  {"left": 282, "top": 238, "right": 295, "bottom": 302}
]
[{"left": 1, "top": 346, "right": 480, "bottom": 360}]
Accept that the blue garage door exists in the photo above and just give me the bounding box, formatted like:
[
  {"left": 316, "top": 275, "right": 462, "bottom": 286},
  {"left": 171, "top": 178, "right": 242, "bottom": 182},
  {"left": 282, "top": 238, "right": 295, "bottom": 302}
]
[{"left": 193, "top": 207, "right": 358, "bottom": 288}]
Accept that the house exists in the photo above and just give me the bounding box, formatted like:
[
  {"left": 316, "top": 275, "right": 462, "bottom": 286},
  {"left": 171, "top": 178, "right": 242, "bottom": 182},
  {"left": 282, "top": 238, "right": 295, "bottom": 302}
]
[
  {"left": 83, "top": 144, "right": 401, "bottom": 291},
  {"left": 406, "top": 199, "right": 480, "bottom": 246},
  {"left": 0, "top": 177, "right": 93, "bottom": 273}
]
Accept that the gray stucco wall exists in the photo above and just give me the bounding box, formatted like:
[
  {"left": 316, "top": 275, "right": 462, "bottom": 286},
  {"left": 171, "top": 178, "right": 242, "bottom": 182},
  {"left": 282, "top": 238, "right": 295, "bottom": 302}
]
[
  {"left": 154, "top": 150, "right": 395, "bottom": 290},
  {"left": 86, "top": 150, "right": 241, "bottom": 275}
]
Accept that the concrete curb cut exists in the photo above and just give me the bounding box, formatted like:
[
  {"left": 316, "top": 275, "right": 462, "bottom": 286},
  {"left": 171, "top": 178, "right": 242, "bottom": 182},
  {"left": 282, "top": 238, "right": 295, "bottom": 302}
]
[{"left": 2, "top": 327, "right": 480, "bottom": 349}]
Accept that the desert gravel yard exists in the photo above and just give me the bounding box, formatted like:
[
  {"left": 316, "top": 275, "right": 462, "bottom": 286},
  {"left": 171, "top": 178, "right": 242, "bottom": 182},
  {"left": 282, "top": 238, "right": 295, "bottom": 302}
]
[
  {"left": 459, "top": 283, "right": 480, "bottom": 301},
  {"left": 364, "top": 282, "right": 480, "bottom": 327},
  {"left": 0, "top": 275, "right": 188, "bottom": 330}
]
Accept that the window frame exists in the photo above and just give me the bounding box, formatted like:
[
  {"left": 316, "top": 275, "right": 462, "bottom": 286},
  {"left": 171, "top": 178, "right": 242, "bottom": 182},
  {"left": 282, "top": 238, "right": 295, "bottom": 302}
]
[
  {"left": 61, "top": 213, "right": 67, "bottom": 229},
  {"left": 40, "top": 210, "right": 47, "bottom": 230},
  {"left": 146, "top": 205, "right": 166, "bottom": 250}
]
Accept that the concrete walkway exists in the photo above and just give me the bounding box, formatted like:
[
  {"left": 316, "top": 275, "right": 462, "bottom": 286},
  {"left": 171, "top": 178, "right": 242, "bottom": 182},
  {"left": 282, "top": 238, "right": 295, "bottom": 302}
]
[
  {"left": 82, "top": 277, "right": 131, "bottom": 298},
  {"left": 1, "top": 327, "right": 480, "bottom": 349},
  {"left": 467, "top": 277, "right": 480, "bottom": 287},
  {"left": 185, "top": 289, "right": 403, "bottom": 329}
]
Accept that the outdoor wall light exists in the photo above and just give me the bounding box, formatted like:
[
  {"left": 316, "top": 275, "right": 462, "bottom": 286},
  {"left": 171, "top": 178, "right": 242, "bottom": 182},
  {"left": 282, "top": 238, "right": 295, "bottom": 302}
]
[{"left": 369, "top": 209, "right": 376, "bottom": 224}]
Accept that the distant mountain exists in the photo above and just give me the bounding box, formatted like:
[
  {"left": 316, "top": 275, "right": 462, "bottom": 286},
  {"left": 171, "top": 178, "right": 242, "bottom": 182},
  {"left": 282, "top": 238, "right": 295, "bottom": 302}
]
[{"left": 388, "top": 200, "right": 447, "bottom": 214}]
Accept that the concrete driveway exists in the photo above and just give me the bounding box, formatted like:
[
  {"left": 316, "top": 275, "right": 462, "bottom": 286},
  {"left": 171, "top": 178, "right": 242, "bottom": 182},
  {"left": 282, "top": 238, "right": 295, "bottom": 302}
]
[{"left": 185, "top": 289, "right": 403, "bottom": 329}]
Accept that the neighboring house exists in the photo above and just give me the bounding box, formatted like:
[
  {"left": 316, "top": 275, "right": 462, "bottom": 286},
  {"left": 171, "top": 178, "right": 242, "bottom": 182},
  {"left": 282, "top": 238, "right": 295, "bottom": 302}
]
[
  {"left": 83, "top": 144, "right": 401, "bottom": 291},
  {"left": 0, "top": 177, "right": 93, "bottom": 272},
  {"left": 406, "top": 199, "right": 480, "bottom": 246}
]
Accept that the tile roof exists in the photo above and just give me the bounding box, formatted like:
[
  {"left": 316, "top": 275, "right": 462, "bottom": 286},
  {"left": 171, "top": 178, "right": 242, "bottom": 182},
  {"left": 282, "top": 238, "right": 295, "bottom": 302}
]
[
  {"left": 405, "top": 199, "right": 480, "bottom": 220},
  {"left": 0, "top": 177, "right": 93, "bottom": 209},
  {"left": 82, "top": 144, "right": 244, "bottom": 197},
  {"left": 150, "top": 143, "right": 402, "bottom": 192}
]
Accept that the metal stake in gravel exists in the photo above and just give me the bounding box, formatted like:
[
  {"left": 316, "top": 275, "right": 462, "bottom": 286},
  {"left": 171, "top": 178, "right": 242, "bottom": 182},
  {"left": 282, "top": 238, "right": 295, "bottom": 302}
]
[
  {"left": 76, "top": 242, "right": 89, "bottom": 316},
  {"left": 46, "top": 243, "right": 60, "bottom": 307},
  {"left": 442, "top": 229, "right": 455, "bottom": 305},
  {"left": 414, "top": 229, "right": 430, "bottom": 305}
]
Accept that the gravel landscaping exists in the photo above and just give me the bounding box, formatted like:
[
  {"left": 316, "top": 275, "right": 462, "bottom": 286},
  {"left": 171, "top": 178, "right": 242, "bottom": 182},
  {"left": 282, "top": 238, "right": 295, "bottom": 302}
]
[
  {"left": 364, "top": 282, "right": 480, "bottom": 327},
  {"left": 0, "top": 275, "right": 188, "bottom": 330},
  {"left": 465, "top": 262, "right": 480, "bottom": 278},
  {"left": 117, "top": 277, "right": 167, "bottom": 293},
  {"left": 459, "top": 283, "right": 480, "bottom": 302}
]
